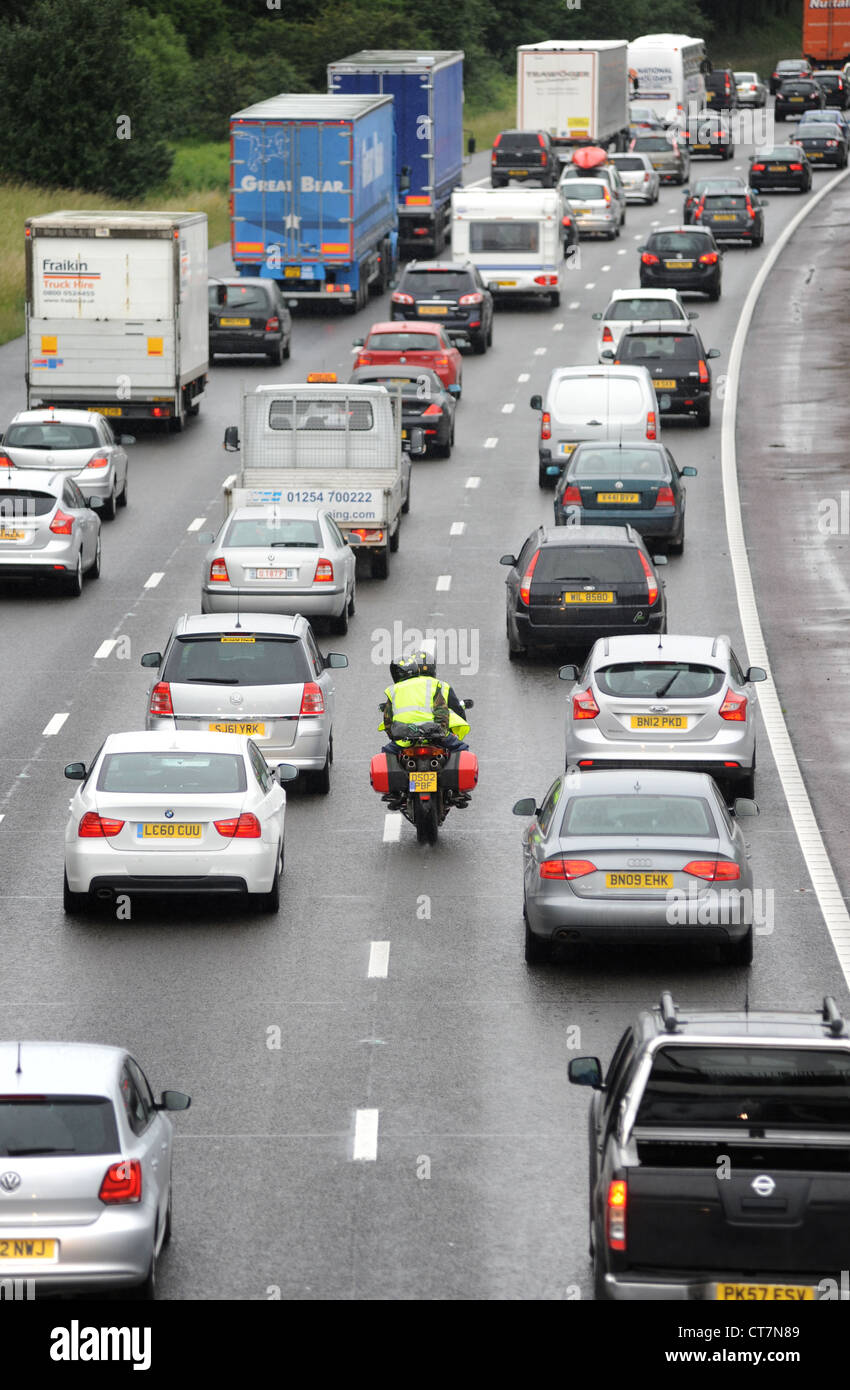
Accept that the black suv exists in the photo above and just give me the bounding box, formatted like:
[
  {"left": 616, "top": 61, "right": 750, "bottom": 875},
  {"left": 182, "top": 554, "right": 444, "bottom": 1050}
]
[
  {"left": 500, "top": 524, "right": 667, "bottom": 657},
  {"left": 639, "top": 225, "right": 723, "bottom": 300},
  {"left": 704, "top": 68, "right": 738, "bottom": 110},
  {"left": 813, "top": 70, "right": 850, "bottom": 109},
  {"left": 491, "top": 130, "right": 559, "bottom": 188},
  {"left": 770, "top": 58, "right": 813, "bottom": 95},
  {"left": 570, "top": 993, "right": 850, "bottom": 1300},
  {"left": 607, "top": 325, "right": 720, "bottom": 426},
  {"left": 208, "top": 278, "right": 292, "bottom": 366},
  {"left": 390, "top": 261, "right": 494, "bottom": 354},
  {"left": 775, "top": 78, "right": 825, "bottom": 120}
]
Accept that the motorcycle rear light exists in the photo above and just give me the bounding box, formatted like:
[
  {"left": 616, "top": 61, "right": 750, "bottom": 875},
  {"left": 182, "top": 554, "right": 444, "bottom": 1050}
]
[
  {"left": 99, "top": 1159, "right": 142, "bottom": 1204},
  {"left": 86, "top": 454, "right": 109, "bottom": 470},
  {"left": 49, "top": 509, "right": 74, "bottom": 535},
  {"left": 641, "top": 252, "right": 660, "bottom": 265},
  {"left": 458, "top": 292, "right": 483, "bottom": 305},
  {"left": 637, "top": 549, "right": 658, "bottom": 605},
  {"left": 519, "top": 548, "right": 540, "bottom": 606},
  {"left": 698, "top": 358, "right": 710, "bottom": 384},
  {"left": 646, "top": 410, "right": 657, "bottom": 440},
  {"left": 539, "top": 858, "right": 596, "bottom": 879},
  {"left": 540, "top": 411, "right": 551, "bottom": 441},
  {"left": 78, "top": 812, "right": 125, "bottom": 838},
  {"left": 149, "top": 681, "right": 173, "bottom": 716},
  {"left": 391, "top": 291, "right": 415, "bottom": 305},
  {"left": 299, "top": 681, "right": 324, "bottom": 715},
  {"left": 572, "top": 688, "right": 599, "bottom": 720},
  {"left": 209, "top": 557, "right": 229, "bottom": 582},
  {"left": 313, "top": 557, "right": 334, "bottom": 582},
  {"left": 264, "top": 317, "right": 280, "bottom": 332},
  {"left": 683, "top": 859, "right": 741, "bottom": 881},
  {"left": 214, "top": 812, "right": 262, "bottom": 838},
  {"left": 699, "top": 252, "right": 719, "bottom": 265},
  {"left": 607, "top": 1179, "right": 627, "bottom": 1251},
  {"left": 719, "top": 687, "right": 747, "bottom": 721},
  {"left": 655, "top": 485, "right": 675, "bottom": 506}
]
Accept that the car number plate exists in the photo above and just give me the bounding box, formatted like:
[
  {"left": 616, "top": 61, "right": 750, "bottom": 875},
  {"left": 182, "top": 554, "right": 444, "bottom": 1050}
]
[
  {"left": 138, "top": 823, "right": 203, "bottom": 838},
  {"left": 284, "top": 267, "right": 300, "bottom": 278},
  {"left": 208, "top": 721, "right": 266, "bottom": 735},
  {"left": 790, "top": 96, "right": 803, "bottom": 101},
  {"left": 253, "top": 568, "right": 297, "bottom": 580},
  {"left": 91, "top": 407, "right": 122, "bottom": 416},
  {"left": 808, "top": 150, "right": 823, "bottom": 157},
  {"left": 219, "top": 317, "right": 250, "bottom": 326},
  {"left": 495, "top": 280, "right": 517, "bottom": 287},
  {"left": 712, "top": 213, "right": 737, "bottom": 220},
  {"left": 401, "top": 429, "right": 408, "bottom": 438},
  {"left": 419, "top": 305, "right": 447, "bottom": 315},
  {"left": 0, "top": 529, "right": 26, "bottom": 540},
  {"left": 576, "top": 208, "right": 591, "bottom": 215},
  {"left": 716, "top": 1283, "right": 814, "bottom": 1302},
  {"left": 630, "top": 715, "right": 689, "bottom": 730},
  {"left": 606, "top": 871, "right": 673, "bottom": 888},
  {"left": 654, "top": 379, "right": 677, "bottom": 388},
  {"left": 409, "top": 771, "right": 437, "bottom": 792},
  {"left": 0, "top": 1238, "right": 57, "bottom": 1259},
  {"left": 558, "top": 443, "right": 577, "bottom": 456},
  {"left": 597, "top": 492, "right": 639, "bottom": 503},
  {"left": 563, "top": 591, "right": 614, "bottom": 604},
  {"left": 508, "top": 168, "right": 527, "bottom": 175},
  {"left": 665, "top": 260, "right": 694, "bottom": 269}
]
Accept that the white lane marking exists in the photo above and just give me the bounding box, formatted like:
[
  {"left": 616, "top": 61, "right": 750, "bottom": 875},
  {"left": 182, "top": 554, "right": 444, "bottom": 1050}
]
[
  {"left": 518, "top": 372, "right": 530, "bottom": 382},
  {"left": 552, "top": 322, "right": 564, "bottom": 331},
  {"left": 187, "top": 517, "right": 206, "bottom": 532},
  {"left": 436, "top": 574, "right": 452, "bottom": 591},
  {"left": 0, "top": 815, "right": 5, "bottom": 826},
  {"left": 382, "top": 813, "right": 402, "bottom": 842},
  {"left": 601, "top": 264, "right": 611, "bottom": 272},
  {"left": 568, "top": 301, "right": 580, "bottom": 309},
  {"left": 584, "top": 282, "right": 596, "bottom": 289},
  {"left": 42, "top": 713, "right": 69, "bottom": 737},
  {"left": 722, "top": 163, "right": 850, "bottom": 985},
  {"left": 501, "top": 403, "right": 515, "bottom": 413},
  {"left": 617, "top": 248, "right": 627, "bottom": 255},
  {"left": 450, "top": 521, "right": 465, "bottom": 536},
  {"left": 353, "top": 1108, "right": 379, "bottom": 1161},
  {"left": 466, "top": 477, "right": 481, "bottom": 491},
  {"left": 634, "top": 233, "right": 643, "bottom": 240},
  {"left": 483, "top": 435, "right": 499, "bottom": 447},
  {"left": 533, "top": 347, "right": 547, "bottom": 355},
  {"left": 367, "top": 941, "right": 390, "bottom": 979},
  {"left": 144, "top": 572, "right": 164, "bottom": 589},
  {"left": 94, "top": 639, "right": 117, "bottom": 659}
]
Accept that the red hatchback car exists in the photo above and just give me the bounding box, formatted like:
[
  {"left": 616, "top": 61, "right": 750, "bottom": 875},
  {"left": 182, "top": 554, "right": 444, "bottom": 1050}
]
[{"left": 352, "top": 322, "right": 463, "bottom": 396}]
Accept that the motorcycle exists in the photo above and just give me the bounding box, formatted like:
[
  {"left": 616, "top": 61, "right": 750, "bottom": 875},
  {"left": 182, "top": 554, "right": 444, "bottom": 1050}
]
[{"left": 369, "top": 701, "right": 477, "bottom": 844}]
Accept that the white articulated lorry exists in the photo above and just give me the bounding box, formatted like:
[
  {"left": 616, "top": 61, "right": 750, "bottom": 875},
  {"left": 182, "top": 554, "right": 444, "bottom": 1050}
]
[
  {"left": 24, "top": 210, "right": 208, "bottom": 431},
  {"left": 222, "top": 381, "right": 415, "bottom": 579},
  {"left": 516, "top": 40, "right": 631, "bottom": 156}
]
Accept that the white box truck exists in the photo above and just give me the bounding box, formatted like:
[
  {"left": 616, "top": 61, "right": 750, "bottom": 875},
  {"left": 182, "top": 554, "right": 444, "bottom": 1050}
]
[
  {"left": 516, "top": 41, "right": 631, "bottom": 155},
  {"left": 25, "top": 210, "right": 208, "bottom": 431},
  {"left": 222, "top": 382, "right": 413, "bottom": 579},
  {"left": 451, "top": 187, "right": 571, "bottom": 307}
]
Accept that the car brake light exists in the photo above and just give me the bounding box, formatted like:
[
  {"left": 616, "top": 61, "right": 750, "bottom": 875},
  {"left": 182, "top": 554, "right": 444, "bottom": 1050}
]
[
  {"left": 540, "top": 411, "right": 551, "bottom": 441},
  {"left": 602, "top": 326, "right": 614, "bottom": 342},
  {"left": 49, "top": 509, "right": 74, "bottom": 535},
  {"left": 149, "top": 681, "right": 174, "bottom": 716},
  {"left": 391, "top": 291, "right": 415, "bottom": 305},
  {"left": 519, "top": 548, "right": 540, "bottom": 606},
  {"left": 435, "top": 356, "right": 449, "bottom": 367},
  {"left": 572, "top": 688, "right": 599, "bottom": 720},
  {"left": 750, "top": 85, "right": 757, "bottom": 92},
  {"left": 646, "top": 410, "right": 657, "bottom": 440},
  {"left": 607, "top": 1180, "right": 627, "bottom": 1250},
  {"left": 603, "top": 187, "right": 611, "bottom": 203},
  {"left": 751, "top": 162, "right": 765, "bottom": 171},
  {"left": 827, "top": 139, "right": 839, "bottom": 147},
  {"left": 641, "top": 252, "right": 660, "bottom": 265},
  {"left": 355, "top": 354, "right": 370, "bottom": 366},
  {"left": 683, "top": 859, "right": 741, "bottom": 881},
  {"left": 537, "top": 133, "right": 546, "bottom": 148},
  {"left": 264, "top": 317, "right": 280, "bottom": 332},
  {"left": 422, "top": 403, "right": 442, "bottom": 416},
  {"left": 214, "top": 812, "right": 262, "bottom": 838},
  {"left": 99, "top": 1158, "right": 142, "bottom": 1204},
  {"left": 313, "top": 557, "right": 334, "bottom": 582},
  {"left": 745, "top": 197, "right": 755, "bottom": 216},
  {"left": 637, "top": 549, "right": 658, "bottom": 605},
  {"left": 644, "top": 171, "right": 650, "bottom": 182},
  {"left": 789, "top": 163, "right": 804, "bottom": 171},
  {"left": 493, "top": 133, "right": 502, "bottom": 147},
  {"left": 719, "top": 687, "right": 747, "bottom": 721},
  {"left": 458, "top": 292, "right": 483, "bottom": 305},
  {"left": 300, "top": 681, "right": 325, "bottom": 715},
  {"left": 562, "top": 485, "right": 581, "bottom": 505},
  {"left": 78, "top": 812, "right": 125, "bottom": 838},
  {"left": 85, "top": 454, "right": 109, "bottom": 470},
  {"left": 698, "top": 358, "right": 710, "bottom": 385},
  {"left": 562, "top": 215, "right": 572, "bottom": 226},
  {"left": 694, "top": 198, "right": 705, "bottom": 221},
  {"left": 209, "top": 557, "right": 229, "bottom": 583},
  {"left": 539, "top": 858, "right": 596, "bottom": 879},
  {"left": 699, "top": 251, "right": 719, "bottom": 265},
  {"left": 0, "top": 452, "right": 13, "bottom": 467},
  {"left": 655, "top": 485, "right": 675, "bottom": 506}
]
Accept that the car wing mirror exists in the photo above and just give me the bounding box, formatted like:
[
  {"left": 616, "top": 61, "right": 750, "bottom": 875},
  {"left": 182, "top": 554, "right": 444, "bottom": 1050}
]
[
  {"left": 568, "top": 1056, "right": 603, "bottom": 1089},
  {"left": 461, "top": 697, "right": 474, "bottom": 709},
  {"left": 559, "top": 664, "right": 579, "bottom": 681},
  {"left": 681, "top": 466, "right": 697, "bottom": 477},
  {"left": 512, "top": 797, "right": 538, "bottom": 816},
  {"left": 706, "top": 347, "right": 721, "bottom": 358},
  {"left": 529, "top": 394, "right": 542, "bottom": 411},
  {"left": 733, "top": 797, "right": 759, "bottom": 817},
  {"left": 140, "top": 652, "right": 162, "bottom": 668},
  {"left": 88, "top": 496, "right": 103, "bottom": 509},
  {"left": 277, "top": 764, "right": 299, "bottom": 783},
  {"left": 499, "top": 554, "right": 517, "bottom": 567},
  {"left": 117, "top": 434, "right": 136, "bottom": 445},
  {"left": 196, "top": 531, "right": 216, "bottom": 544},
  {"left": 326, "top": 653, "right": 349, "bottom": 669},
  {"left": 591, "top": 312, "right": 602, "bottom": 320},
  {"left": 652, "top": 553, "right": 668, "bottom": 565},
  {"left": 687, "top": 311, "right": 699, "bottom": 319},
  {"left": 223, "top": 425, "right": 239, "bottom": 451},
  {"left": 157, "top": 1090, "right": 191, "bottom": 1111},
  {"left": 64, "top": 762, "right": 86, "bottom": 780},
  {"left": 745, "top": 666, "right": 767, "bottom": 682}
]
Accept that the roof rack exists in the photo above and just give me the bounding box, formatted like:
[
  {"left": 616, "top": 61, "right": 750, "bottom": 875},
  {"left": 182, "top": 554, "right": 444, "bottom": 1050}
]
[
  {"left": 823, "top": 996, "right": 845, "bottom": 1036},
  {"left": 659, "top": 991, "right": 679, "bottom": 1033}
]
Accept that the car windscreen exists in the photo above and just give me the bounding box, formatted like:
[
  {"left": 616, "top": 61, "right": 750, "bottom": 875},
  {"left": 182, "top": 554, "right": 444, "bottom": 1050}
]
[
  {"left": 570, "top": 448, "right": 668, "bottom": 479},
  {"left": 162, "top": 635, "right": 311, "bottom": 687},
  {"left": 595, "top": 661, "right": 725, "bottom": 698},
  {"left": 618, "top": 334, "right": 699, "bottom": 360},
  {"left": 815, "top": 73, "right": 842, "bottom": 86},
  {"left": 534, "top": 544, "right": 645, "bottom": 585},
  {"left": 560, "top": 182, "right": 606, "bottom": 201},
  {"left": 560, "top": 794, "right": 714, "bottom": 837},
  {"left": 97, "top": 751, "right": 248, "bottom": 794},
  {"left": 613, "top": 157, "right": 647, "bottom": 171},
  {"left": 469, "top": 222, "right": 540, "bottom": 253},
  {"left": 552, "top": 377, "right": 645, "bottom": 416},
  {"left": 402, "top": 271, "right": 472, "bottom": 295},
  {"left": 366, "top": 333, "right": 440, "bottom": 352},
  {"left": 224, "top": 518, "right": 322, "bottom": 548},
  {"left": 209, "top": 284, "right": 269, "bottom": 311},
  {"left": 650, "top": 232, "right": 711, "bottom": 255},
  {"left": 0, "top": 490, "right": 55, "bottom": 518},
  {"left": 0, "top": 1096, "right": 120, "bottom": 1156},
  {"left": 634, "top": 137, "right": 674, "bottom": 151},
  {"left": 4, "top": 424, "right": 99, "bottom": 449},
  {"left": 606, "top": 300, "right": 683, "bottom": 321},
  {"left": 268, "top": 399, "right": 374, "bottom": 430},
  {"left": 636, "top": 1046, "right": 850, "bottom": 1130}
]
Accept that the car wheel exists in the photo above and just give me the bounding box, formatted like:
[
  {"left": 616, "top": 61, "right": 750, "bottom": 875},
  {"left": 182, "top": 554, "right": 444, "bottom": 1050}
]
[
  {"left": 63, "top": 870, "right": 87, "bottom": 915},
  {"left": 88, "top": 532, "right": 102, "bottom": 579},
  {"left": 708, "top": 284, "right": 721, "bottom": 301},
  {"left": 723, "top": 926, "right": 753, "bottom": 966},
  {"left": 698, "top": 402, "right": 711, "bottom": 427},
  {"left": 737, "top": 761, "right": 756, "bottom": 800},
  {"left": 432, "top": 437, "right": 452, "bottom": 458},
  {"left": 752, "top": 233, "right": 764, "bottom": 247},
  {"left": 102, "top": 485, "right": 117, "bottom": 521},
  {"left": 312, "top": 749, "right": 331, "bottom": 796},
  {"left": 507, "top": 614, "right": 526, "bottom": 660},
  {"left": 472, "top": 330, "right": 487, "bottom": 355},
  {"left": 593, "top": 1252, "right": 609, "bottom": 1301},
  {"left": 347, "top": 583, "right": 356, "bottom": 616},
  {"left": 668, "top": 528, "right": 685, "bottom": 555},
  {"left": 162, "top": 1183, "right": 173, "bottom": 1246},
  {"left": 63, "top": 551, "right": 83, "bottom": 597},
  {"left": 487, "top": 317, "right": 494, "bottom": 347},
  {"left": 283, "top": 337, "right": 291, "bottom": 360},
  {"left": 256, "top": 845, "right": 283, "bottom": 912},
  {"left": 118, "top": 470, "right": 128, "bottom": 507},
  {"left": 331, "top": 598, "right": 349, "bottom": 635},
  {"left": 267, "top": 341, "right": 284, "bottom": 367},
  {"left": 524, "top": 912, "right": 550, "bottom": 965}
]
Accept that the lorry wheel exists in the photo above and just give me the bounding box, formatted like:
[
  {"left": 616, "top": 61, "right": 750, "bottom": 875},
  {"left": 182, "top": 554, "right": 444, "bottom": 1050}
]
[
  {"left": 372, "top": 548, "right": 390, "bottom": 579},
  {"left": 389, "top": 524, "right": 400, "bottom": 551}
]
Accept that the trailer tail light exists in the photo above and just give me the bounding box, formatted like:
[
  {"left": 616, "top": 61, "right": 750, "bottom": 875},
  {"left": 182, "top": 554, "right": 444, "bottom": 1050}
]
[
  {"left": 299, "top": 682, "right": 325, "bottom": 716},
  {"left": 533, "top": 274, "right": 558, "bottom": 286},
  {"left": 391, "top": 291, "right": 415, "bottom": 305},
  {"left": 209, "top": 557, "right": 229, "bottom": 583},
  {"left": 646, "top": 410, "right": 657, "bottom": 440},
  {"left": 637, "top": 549, "right": 658, "bottom": 605},
  {"left": 539, "top": 858, "right": 596, "bottom": 880},
  {"left": 698, "top": 358, "right": 710, "bottom": 384},
  {"left": 99, "top": 1159, "right": 142, "bottom": 1204},
  {"left": 85, "top": 455, "right": 110, "bottom": 470},
  {"left": 78, "top": 812, "right": 125, "bottom": 838},
  {"left": 214, "top": 813, "right": 262, "bottom": 838},
  {"left": 719, "top": 688, "right": 748, "bottom": 721},
  {"left": 519, "top": 548, "right": 540, "bottom": 606},
  {"left": 683, "top": 859, "right": 741, "bottom": 881},
  {"left": 572, "top": 688, "right": 599, "bottom": 720},
  {"left": 149, "top": 681, "right": 174, "bottom": 717},
  {"left": 641, "top": 252, "right": 660, "bottom": 265},
  {"left": 607, "top": 1179, "right": 627, "bottom": 1251},
  {"left": 655, "top": 486, "right": 675, "bottom": 507},
  {"left": 49, "top": 509, "right": 74, "bottom": 535},
  {"left": 540, "top": 411, "right": 551, "bottom": 441},
  {"left": 313, "top": 557, "right": 334, "bottom": 582}
]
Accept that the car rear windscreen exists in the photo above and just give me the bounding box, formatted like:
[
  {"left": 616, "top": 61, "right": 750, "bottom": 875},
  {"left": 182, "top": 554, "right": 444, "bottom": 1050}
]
[
  {"left": 781, "top": 82, "right": 816, "bottom": 94},
  {"left": 606, "top": 300, "right": 683, "bottom": 321},
  {"left": 534, "top": 544, "right": 645, "bottom": 585},
  {"left": 4, "top": 424, "right": 100, "bottom": 449},
  {"left": 553, "top": 377, "right": 645, "bottom": 416},
  {"left": 634, "top": 137, "right": 674, "bottom": 151},
  {"left": 798, "top": 125, "right": 841, "bottom": 139},
  {"left": 651, "top": 232, "right": 711, "bottom": 255},
  {"left": 469, "top": 222, "right": 540, "bottom": 253},
  {"left": 495, "top": 132, "right": 541, "bottom": 151},
  {"left": 595, "top": 661, "right": 725, "bottom": 698},
  {"left": 571, "top": 448, "right": 667, "bottom": 479},
  {"left": 613, "top": 157, "right": 648, "bottom": 171},
  {"left": 209, "top": 284, "right": 269, "bottom": 312},
  {"left": 97, "top": 751, "right": 248, "bottom": 794},
  {"left": 618, "top": 333, "right": 699, "bottom": 360},
  {"left": 366, "top": 333, "right": 441, "bottom": 352},
  {"left": 0, "top": 490, "right": 55, "bottom": 518},
  {"left": 268, "top": 398, "right": 374, "bottom": 431},
  {"left": 757, "top": 148, "right": 799, "bottom": 159},
  {"left": 636, "top": 1046, "right": 850, "bottom": 1130},
  {"left": 561, "top": 794, "right": 714, "bottom": 837},
  {"left": 403, "top": 271, "right": 472, "bottom": 295},
  {"left": 0, "top": 1096, "right": 120, "bottom": 1156},
  {"left": 560, "top": 182, "right": 607, "bottom": 201},
  {"left": 163, "top": 635, "right": 311, "bottom": 687},
  {"left": 225, "top": 518, "right": 321, "bottom": 548}
]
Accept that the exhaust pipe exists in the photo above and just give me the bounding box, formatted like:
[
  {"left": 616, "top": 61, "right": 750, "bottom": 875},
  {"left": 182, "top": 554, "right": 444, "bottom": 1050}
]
[
  {"left": 95, "top": 887, "right": 114, "bottom": 902},
  {"left": 404, "top": 757, "right": 418, "bottom": 770},
  {"left": 429, "top": 757, "right": 442, "bottom": 769}
]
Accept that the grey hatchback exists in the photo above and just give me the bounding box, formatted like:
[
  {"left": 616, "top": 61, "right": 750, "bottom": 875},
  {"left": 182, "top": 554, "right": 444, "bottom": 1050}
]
[{"left": 0, "top": 470, "right": 102, "bottom": 595}]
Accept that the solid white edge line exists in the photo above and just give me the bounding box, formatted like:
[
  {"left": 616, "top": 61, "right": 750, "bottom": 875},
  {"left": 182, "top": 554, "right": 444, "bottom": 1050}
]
[
  {"left": 723, "top": 165, "right": 850, "bottom": 981},
  {"left": 353, "top": 1108, "right": 379, "bottom": 1160},
  {"left": 144, "top": 572, "right": 164, "bottom": 588},
  {"left": 367, "top": 941, "right": 390, "bottom": 979},
  {"left": 93, "top": 639, "right": 116, "bottom": 659},
  {"left": 42, "top": 713, "right": 69, "bottom": 737}
]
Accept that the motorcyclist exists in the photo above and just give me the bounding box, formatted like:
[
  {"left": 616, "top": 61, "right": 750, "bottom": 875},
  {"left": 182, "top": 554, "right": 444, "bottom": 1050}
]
[{"left": 379, "top": 655, "right": 470, "bottom": 750}]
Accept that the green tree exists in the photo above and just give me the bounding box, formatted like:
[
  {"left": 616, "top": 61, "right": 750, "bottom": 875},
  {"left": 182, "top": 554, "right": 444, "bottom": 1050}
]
[{"left": 126, "top": 10, "right": 197, "bottom": 138}]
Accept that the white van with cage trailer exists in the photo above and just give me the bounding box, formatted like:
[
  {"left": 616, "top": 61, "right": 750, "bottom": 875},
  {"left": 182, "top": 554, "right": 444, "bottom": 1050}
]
[
  {"left": 451, "top": 187, "right": 572, "bottom": 307},
  {"left": 222, "top": 380, "right": 414, "bottom": 579},
  {"left": 627, "top": 34, "right": 709, "bottom": 127}
]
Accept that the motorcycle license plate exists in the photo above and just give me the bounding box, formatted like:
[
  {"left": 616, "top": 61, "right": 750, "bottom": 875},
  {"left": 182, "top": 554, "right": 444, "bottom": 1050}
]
[{"left": 409, "top": 771, "right": 437, "bottom": 792}]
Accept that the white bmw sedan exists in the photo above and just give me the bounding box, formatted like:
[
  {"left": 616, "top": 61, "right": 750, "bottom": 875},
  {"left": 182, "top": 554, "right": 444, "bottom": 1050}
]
[{"left": 63, "top": 731, "right": 296, "bottom": 914}]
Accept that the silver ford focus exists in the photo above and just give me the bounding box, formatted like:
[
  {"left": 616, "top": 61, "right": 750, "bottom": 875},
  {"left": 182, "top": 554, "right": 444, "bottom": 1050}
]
[{"left": 1, "top": 408, "right": 131, "bottom": 519}]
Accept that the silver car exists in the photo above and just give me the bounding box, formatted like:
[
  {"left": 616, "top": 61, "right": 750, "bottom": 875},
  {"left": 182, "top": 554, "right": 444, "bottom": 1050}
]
[
  {"left": 734, "top": 71, "right": 767, "bottom": 107},
  {"left": 200, "top": 505, "right": 356, "bottom": 633},
  {"left": 64, "top": 730, "right": 297, "bottom": 912},
  {"left": 0, "top": 1040, "right": 190, "bottom": 1295},
  {"left": 610, "top": 152, "right": 660, "bottom": 204},
  {"left": 142, "top": 612, "right": 347, "bottom": 791},
  {"left": 1, "top": 408, "right": 131, "bottom": 519},
  {"left": 513, "top": 767, "right": 759, "bottom": 965},
  {"left": 556, "top": 176, "right": 624, "bottom": 239},
  {"left": 559, "top": 634, "right": 767, "bottom": 796},
  {"left": 630, "top": 132, "right": 690, "bottom": 184},
  {"left": 0, "top": 469, "right": 102, "bottom": 595}
]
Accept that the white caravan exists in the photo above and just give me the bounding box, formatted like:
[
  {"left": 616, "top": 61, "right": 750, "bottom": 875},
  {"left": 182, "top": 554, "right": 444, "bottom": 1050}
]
[{"left": 451, "top": 187, "right": 571, "bottom": 307}]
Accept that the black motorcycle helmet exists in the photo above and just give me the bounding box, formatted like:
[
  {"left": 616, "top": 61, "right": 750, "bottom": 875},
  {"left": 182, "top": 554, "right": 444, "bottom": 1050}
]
[
  {"left": 413, "top": 640, "right": 438, "bottom": 678},
  {"left": 389, "top": 654, "right": 420, "bottom": 683}
]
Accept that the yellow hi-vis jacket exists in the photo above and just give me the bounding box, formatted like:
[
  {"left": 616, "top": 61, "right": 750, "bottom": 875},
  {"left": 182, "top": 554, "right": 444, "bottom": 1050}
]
[{"left": 378, "top": 675, "right": 470, "bottom": 740}]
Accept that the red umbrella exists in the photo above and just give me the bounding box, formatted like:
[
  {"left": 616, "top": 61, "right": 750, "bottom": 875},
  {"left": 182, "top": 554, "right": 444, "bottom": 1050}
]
[{"left": 571, "top": 146, "right": 608, "bottom": 169}]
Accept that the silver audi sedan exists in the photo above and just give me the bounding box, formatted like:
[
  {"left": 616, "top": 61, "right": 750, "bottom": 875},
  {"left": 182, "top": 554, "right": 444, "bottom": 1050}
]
[
  {"left": 200, "top": 505, "right": 356, "bottom": 633},
  {"left": 513, "top": 767, "right": 758, "bottom": 966},
  {"left": 0, "top": 469, "right": 102, "bottom": 595},
  {"left": 0, "top": 1040, "right": 189, "bottom": 1296},
  {"left": 1, "top": 408, "right": 131, "bottom": 519}
]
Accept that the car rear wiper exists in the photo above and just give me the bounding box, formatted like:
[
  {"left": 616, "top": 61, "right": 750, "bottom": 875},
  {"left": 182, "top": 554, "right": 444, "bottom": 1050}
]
[
  {"left": 183, "top": 677, "right": 240, "bottom": 684},
  {"left": 655, "top": 670, "right": 683, "bottom": 698},
  {"left": 6, "top": 1146, "right": 76, "bottom": 1156},
  {"left": 267, "top": 541, "right": 318, "bottom": 548}
]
